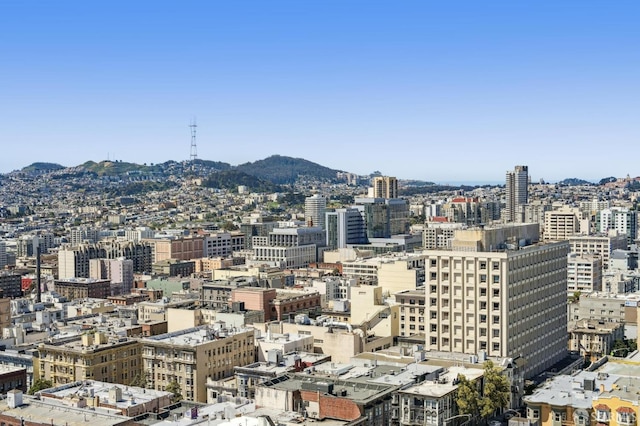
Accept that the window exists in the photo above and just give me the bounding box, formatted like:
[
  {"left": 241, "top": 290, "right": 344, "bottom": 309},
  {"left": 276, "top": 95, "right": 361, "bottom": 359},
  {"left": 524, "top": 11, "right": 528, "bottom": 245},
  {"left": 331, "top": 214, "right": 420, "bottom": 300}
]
[
  {"left": 480, "top": 274, "right": 487, "bottom": 283},
  {"left": 480, "top": 262, "right": 487, "bottom": 270},
  {"left": 596, "top": 409, "right": 610, "bottom": 422},
  {"left": 493, "top": 275, "right": 500, "bottom": 284},
  {"left": 527, "top": 408, "right": 540, "bottom": 419}
]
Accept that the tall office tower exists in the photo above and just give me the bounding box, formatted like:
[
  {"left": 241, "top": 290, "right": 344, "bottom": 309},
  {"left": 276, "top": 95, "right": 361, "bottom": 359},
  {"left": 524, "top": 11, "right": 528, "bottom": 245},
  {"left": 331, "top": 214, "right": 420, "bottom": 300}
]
[
  {"left": 423, "top": 224, "right": 569, "bottom": 379},
  {"left": 325, "top": 208, "right": 367, "bottom": 249},
  {"left": 505, "top": 165, "right": 529, "bottom": 223},
  {"left": 354, "top": 197, "right": 410, "bottom": 238},
  {"left": 372, "top": 176, "right": 399, "bottom": 199},
  {"left": 305, "top": 194, "right": 327, "bottom": 230}
]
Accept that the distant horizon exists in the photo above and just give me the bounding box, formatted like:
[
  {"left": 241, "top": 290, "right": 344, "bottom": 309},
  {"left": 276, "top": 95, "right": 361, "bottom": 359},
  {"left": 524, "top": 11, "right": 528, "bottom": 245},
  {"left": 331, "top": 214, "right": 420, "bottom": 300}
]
[{"left": 2, "top": 156, "right": 616, "bottom": 186}]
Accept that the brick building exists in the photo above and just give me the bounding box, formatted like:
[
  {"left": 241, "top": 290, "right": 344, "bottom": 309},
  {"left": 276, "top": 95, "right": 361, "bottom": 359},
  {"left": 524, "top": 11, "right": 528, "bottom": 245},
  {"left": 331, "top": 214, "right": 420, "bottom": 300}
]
[{"left": 54, "top": 278, "right": 111, "bottom": 300}]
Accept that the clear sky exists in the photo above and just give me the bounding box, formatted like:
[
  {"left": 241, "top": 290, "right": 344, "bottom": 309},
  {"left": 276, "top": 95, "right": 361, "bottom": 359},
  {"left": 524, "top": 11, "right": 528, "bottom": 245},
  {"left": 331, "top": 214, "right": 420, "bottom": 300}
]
[{"left": 1, "top": 1, "right": 639, "bottom": 184}]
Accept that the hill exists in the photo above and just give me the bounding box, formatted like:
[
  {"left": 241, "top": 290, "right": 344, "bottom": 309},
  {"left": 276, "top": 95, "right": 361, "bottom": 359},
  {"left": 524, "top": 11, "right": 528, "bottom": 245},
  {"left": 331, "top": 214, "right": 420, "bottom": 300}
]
[
  {"left": 201, "top": 170, "right": 280, "bottom": 193},
  {"left": 557, "top": 178, "right": 594, "bottom": 186},
  {"left": 79, "top": 160, "right": 153, "bottom": 176},
  {"left": 21, "top": 162, "right": 65, "bottom": 173},
  {"left": 234, "top": 155, "right": 342, "bottom": 184}
]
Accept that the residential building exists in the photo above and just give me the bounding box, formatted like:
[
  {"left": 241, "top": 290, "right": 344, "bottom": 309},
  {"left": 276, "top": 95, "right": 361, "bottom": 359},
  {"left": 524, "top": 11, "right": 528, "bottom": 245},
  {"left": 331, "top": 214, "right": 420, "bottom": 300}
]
[
  {"left": 141, "top": 325, "right": 256, "bottom": 402},
  {"left": 254, "top": 331, "right": 314, "bottom": 362},
  {"left": 543, "top": 207, "right": 587, "bottom": 241},
  {"left": 255, "top": 373, "right": 397, "bottom": 425},
  {"left": 54, "top": 278, "right": 111, "bottom": 300},
  {"left": 203, "top": 231, "right": 245, "bottom": 257},
  {"left": 569, "top": 233, "right": 627, "bottom": 270},
  {"left": 38, "top": 380, "right": 172, "bottom": 418},
  {"left": 0, "top": 366, "right": 27, "bottom": 393},
  {"left": 305, "top": 194, "right": 327, "bottom": 230},
  {"left": 0, "top": 272, "right": 22, "bottom": 298},
  {"left": 505, "top": 165, "right": 528, "bottom": 223},
  {"left": 394, "top": 289, "right": 426, "bottom": 337},
  {"left": 597, "top": 207, "right": 638, "bottom": 246},
  {"left": 36, "top": 332, "right": 142, "bottom": 386},
  {"left": 567, "top": 253, "right": 603, "bottom": 293},
  {"left": 423, "top": 222, "right": 466, "bottom": 249},
  {"left": 372, "top": 175, "right": 399, "bottom": 199},
  {"left": 398, "top": 364, "right": 484, "bottom": 426},
  {"left": 143, "top": 235, "right": 205, "bottom": 264},
  {"left": 569, "top": 320, "right": 624, "bottom": 361},
  {"left": 422, "top": 225, "right": 569, "bottom": 379}
]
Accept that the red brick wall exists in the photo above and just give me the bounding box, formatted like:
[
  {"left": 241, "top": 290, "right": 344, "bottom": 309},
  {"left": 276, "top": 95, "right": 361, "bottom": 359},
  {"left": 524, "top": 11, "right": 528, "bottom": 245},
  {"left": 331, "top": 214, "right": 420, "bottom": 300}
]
[{"left": 299, "top": 390, "right": 362, "bottom": 421}]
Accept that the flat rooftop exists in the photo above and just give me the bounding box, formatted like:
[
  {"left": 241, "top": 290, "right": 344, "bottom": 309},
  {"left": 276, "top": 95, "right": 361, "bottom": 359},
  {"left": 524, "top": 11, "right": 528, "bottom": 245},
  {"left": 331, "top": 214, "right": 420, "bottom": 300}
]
[
  {"left": 142, "top": 326, "right": 252, "bottom": 347},
  {"left": 399, "top": 365, "right": 484, "bottom": 398},
  {"left": 42, "top": 381, "right": 171, "bottom": 410},
  {"left": 0, "top": 397, "right": 129, "bottom": 426}
]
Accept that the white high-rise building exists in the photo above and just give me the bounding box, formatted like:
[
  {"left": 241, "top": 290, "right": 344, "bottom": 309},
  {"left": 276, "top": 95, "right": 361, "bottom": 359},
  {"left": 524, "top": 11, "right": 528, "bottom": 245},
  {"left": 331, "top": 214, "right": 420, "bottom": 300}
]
[
  {"left": 505, "top": 165, "right": 528, "bottom": 223},
  {"left": 305, "top": 194, "right": 327, "bottom": 230}
]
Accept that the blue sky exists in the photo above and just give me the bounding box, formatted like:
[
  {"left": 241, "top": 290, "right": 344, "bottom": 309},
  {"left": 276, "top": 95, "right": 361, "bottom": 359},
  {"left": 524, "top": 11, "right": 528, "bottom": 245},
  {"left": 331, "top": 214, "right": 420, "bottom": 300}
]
[{"left": 1, "top": 1, "right": 639, "bottom": 183}]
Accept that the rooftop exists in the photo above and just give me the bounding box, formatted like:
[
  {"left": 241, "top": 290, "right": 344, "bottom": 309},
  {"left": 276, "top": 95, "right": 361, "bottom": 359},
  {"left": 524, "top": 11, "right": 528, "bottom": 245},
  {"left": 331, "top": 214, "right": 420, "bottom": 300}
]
[
  {"left": 41, "top": 381, "right": 171, "bottom": 410},
  {"left": 398, "top": 365, "right": 484, "bottom": 398},
  {"left": 142, "top": 325, "right": 253, "bottom": 347},
  {"left": 0, "top": 396, "right": 130, "bottom": 426}
]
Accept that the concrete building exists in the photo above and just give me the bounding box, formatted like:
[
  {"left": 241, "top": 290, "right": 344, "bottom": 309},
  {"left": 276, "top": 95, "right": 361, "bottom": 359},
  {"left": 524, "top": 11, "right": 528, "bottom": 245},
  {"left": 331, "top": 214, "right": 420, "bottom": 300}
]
[
  {"left": 89, "top": 257, "right": 134, "bottom": 295},
  {"left": 394, "top": 289, "right": 426, "bottom": 338},
  {"left": 143, "top": 235, "right": 205, "bottom": 264},
  {"left": 231, "top": 287, "right": 322, "bottom": 322},
  {"left": 255, "top": 373, "right": 397, "bottom": 425},
  {"left": 543, "top": 207, "right": 587, "bottom": 241},
  {"left": 0, "top": 366, "right": 27, "bottom": 393},
  {"left": 58, "top": 240, "right": 153, "bottom": 278},
  {"left": 397, "top": 364, "right": 484, "bottom": 426},
  {"left": 141, "top": 325, "right": 256, "bottom": 402},
  {"left": 505, "top": 165, "right": 528, "bottom": 223},
  {"left": 567, "top": 253, "right": 603, "bottom": 293},
  {"left": 372, "top": 176, "right": 399, "bottom": 199},
  {"left": 569, "top": 320, "right": 624, "bottom": 361},
  {"left": 569, "top": 233, "right": 628, "bottom": 270},
  {"left": 597, "top": 207, "right": 638, "bottom": 246},
  {"left": 305, "top": 194, "right": 327, "bottom": 230},
  {"left": 325, "top": 207, "right": 367, "bottom": 249},
  {"left": 38, "top": 380, "right": 172, "bottom": 417},
  {"left": 54, "top": 278, "right": 111, "bottom": 300},
  {"left": 422, "top": 226, "right": 569, "bottom": 379},
  {"left": 36, "top": 332, "right": 142, "bottom": 386},
  {"left": 0, "top": 272, "right": 22, "bottom": 298},
  {"left": 423, "top": 222, "right": 466, "bottom": 250},
  {"left": 354, "top": 197, "right": 410, "bottom": 238},
  {"left": 204, "top": 231, "right": 245, "bottom": 258},
  {"left": 568, "top": 292, "right": 638, "bottom": 325},
  {"left": 255, "top": 331, "right": 314, "bottom": 362}
]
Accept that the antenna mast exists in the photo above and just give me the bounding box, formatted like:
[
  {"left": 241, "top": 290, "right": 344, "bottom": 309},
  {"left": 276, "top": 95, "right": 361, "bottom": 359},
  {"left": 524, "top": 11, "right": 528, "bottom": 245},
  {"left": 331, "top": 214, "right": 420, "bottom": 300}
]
[{"left": 189, "top": 119, "right": 198, "bottom": 162}]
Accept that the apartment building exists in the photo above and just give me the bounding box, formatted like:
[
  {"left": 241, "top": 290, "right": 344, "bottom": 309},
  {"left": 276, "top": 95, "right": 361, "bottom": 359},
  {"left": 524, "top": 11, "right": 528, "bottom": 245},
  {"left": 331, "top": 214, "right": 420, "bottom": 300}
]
[
  {"left": 544, "top": 207, "right": 587, "bottom": 241},
  {"left": 54, "top": 278, "right": 111, "bottom": 300},
  {"left": 141, "top": 325, "right": 256, "bottom": 402},
  {"left": 36, "top": 332, "right": 142, "bottom": 386},
  {"left": 422, "top": 226, "right": 569, "bottom": 379},
  {"left": 567, "top": 253, "right": 603, "bottom": 293},
  {"left": 569, "top": 320, "right": 624, "bottom": 361},
  {"left": 394, "top": 289, "right": 426, "bottom": 337},
  {"left": 569, "top": 234, "right": 627, "bottom": 270}
]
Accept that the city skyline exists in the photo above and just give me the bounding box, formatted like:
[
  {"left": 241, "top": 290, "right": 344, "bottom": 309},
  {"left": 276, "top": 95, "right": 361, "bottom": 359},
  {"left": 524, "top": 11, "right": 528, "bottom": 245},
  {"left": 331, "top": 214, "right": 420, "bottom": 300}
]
[{"left": 2, "top": 1, "right": 639, "bottom": 183}]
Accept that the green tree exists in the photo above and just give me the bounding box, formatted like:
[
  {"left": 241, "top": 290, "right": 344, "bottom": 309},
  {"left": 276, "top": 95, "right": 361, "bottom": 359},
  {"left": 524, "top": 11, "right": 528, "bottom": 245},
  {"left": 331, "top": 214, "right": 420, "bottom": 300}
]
[
  {"left": 129, "top": 372, "right": 147, "bottom": 388},
  {"left": 456, "top": 374, "right": 480, "bottom": 417},
  {"left": 479, "top": 360, "right": 511, "bottom": 418},
  {"left": 28, "top": 378, "right": 53, "bottom": 395},
  {"left": 166, "top": 380, "right": 182, "bottom": 402}
]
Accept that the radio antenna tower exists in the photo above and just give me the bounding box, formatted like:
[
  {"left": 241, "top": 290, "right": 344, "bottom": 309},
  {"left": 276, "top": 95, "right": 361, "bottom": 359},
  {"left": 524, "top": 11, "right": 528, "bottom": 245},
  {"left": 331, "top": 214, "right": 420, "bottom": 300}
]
[{"left": 189, "top": 118, "right": 198, "bottom": 162}]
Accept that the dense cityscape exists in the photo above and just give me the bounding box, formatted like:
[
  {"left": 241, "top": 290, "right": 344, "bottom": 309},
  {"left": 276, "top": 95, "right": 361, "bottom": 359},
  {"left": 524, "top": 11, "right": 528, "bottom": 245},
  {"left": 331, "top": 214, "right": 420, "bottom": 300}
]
[{"left": 0, "top": 158, "right": 638, "bottom": 425}]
